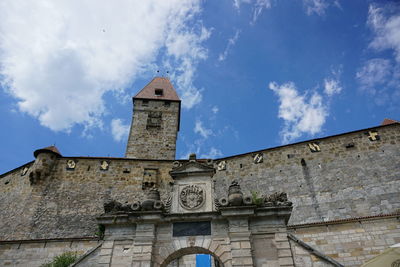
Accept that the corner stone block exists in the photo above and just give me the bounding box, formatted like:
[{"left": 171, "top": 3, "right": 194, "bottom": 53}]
[
  {"left": 173, "top": 239, "right": 181, "bottom": 251},
  {"left": 240, "top": 241, "right": 251, "bottom": 249},
  {"left": 275, "top": 232, "right": 289, "bottom": 242},
  {"left": 98, "top": 255, "right": 112, "bottom": 264},
  {"left": 195, "top": 236, "right": 204, "bottom": 247},
  {"left": 215, "top": 244, "right": 230, "bottom": 257},
  {"left": 278, "top": 248, "right": 292, "bottom": 258},
  {"left": 202, "top": 236, "right": 212, "bottom": 249},
  {"left": 275, "top": 240, "right": 291, "bottom": 249},
  {"left": 231, "top": 241, "right": 241, "bottom": 249},
  {"left": 231, "top": 249, "right": 252, "bottom": 258},
  {"left": 208, "top": 241, "right": 220, "bottom": 254},
  {"left": 99, "top": 248, "right": 113, "bottom": 256},
  {"left": 101, "top": 241, "right": 114, "bottom": 249},
  {"left": 278, "top": 256, "right": 294, "bottom": 266}
]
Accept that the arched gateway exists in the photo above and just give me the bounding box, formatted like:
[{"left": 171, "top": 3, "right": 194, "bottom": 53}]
[
  {"left": 96, "top": 154, "right": 294, "bottom": 267},
  {"left": 161, "top": 247, "right": 223, "bottom": 267}
]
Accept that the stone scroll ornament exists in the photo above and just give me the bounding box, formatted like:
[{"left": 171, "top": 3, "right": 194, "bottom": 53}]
[
  {"left": 179, "top": 185, "right": 205, "bottom": 210},
  {"left": 218, "top": 180, "right": 292, "bottom": 208},
  {"left": 103, "top": 188, "right": 164, "bottom": 214}
]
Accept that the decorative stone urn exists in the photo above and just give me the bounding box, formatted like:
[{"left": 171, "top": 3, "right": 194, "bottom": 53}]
[
  {"left": 228, "top": 180, "right": 243, "bottom": 206},
  {"left": 142, "top": 188, "right": 161, "bottom": 211}
]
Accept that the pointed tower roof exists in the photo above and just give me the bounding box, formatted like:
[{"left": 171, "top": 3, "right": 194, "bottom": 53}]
[
  {"left": 33, "top": 145, "right": 62, "bottom": 158},
  {"left": 381, "top": 118, "right": 398, "bottom": 126},
  {"left": 134, "top": 77, "right": 180, "bottom": 101}
]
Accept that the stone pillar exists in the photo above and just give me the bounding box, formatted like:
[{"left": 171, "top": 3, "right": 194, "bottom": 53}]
[
  {"left": 228, "top": 218, "right": 254, "bottom": 266},
  {"left": 222, "top": 207, "right": 255, "bottom": 267},
  {"left": 132, "top": 223, "right": 156, "bottom": 267},
  {"left": 275, "top": 232, "right": 295, "bottom": 267},
  {"left": 98, "top": 240, "right": 114, "bottom": 267}
]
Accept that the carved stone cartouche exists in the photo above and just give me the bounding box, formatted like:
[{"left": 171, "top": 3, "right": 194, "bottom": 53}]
[
  {"left": 228, "top": 180, "right": 243, "bottom": 206},
  {"left": 142, "top": 188, "right": 161, "bottom": 211}
]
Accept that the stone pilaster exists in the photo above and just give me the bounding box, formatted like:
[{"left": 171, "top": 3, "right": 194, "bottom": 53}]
[
  {"left": 275, "top": 232, "right": 295, "bottom": 267},
  {"left": 132, "top": 223, "right": 156, "bottom": 267},
  {"left": 98, "top": 240, "right": 114, "bottom": 267},
  {"left": 222, "top": 207, "right": 255, "bottom": 267}
]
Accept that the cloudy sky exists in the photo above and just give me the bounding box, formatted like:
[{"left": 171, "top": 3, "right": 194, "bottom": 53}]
[{"left": 1, "top": 0, "right": 399, "bottom": 173}]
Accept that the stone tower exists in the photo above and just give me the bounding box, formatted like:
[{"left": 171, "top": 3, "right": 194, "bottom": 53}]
[{"left": 125, "top": 77, "right": 181, "bottom": 159}]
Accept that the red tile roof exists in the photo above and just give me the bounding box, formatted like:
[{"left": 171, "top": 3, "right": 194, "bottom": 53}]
[
  {"left": 134, "top": 77, "right": 180, "bottom": 101},
  {"left": 33, "top": 145, "right": 62, "bottom": 158},
  {"left": 381, "top": 118, "right": 399, "bottom": 125}
]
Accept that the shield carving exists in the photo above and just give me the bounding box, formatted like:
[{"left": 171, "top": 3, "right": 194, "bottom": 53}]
[{"left": 179, "top": 184, "right": 205, "bottom": 210}]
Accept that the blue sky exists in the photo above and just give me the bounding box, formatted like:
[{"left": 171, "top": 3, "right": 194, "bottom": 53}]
[{"left": 1, "top": 0, "right": 399, "bottom": 173}]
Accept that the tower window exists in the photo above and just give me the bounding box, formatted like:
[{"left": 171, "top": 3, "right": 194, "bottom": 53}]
[
  {"left": 164, "top": 101, "right": 170, "bottom": 107},
  {"left": 155, "top": 88, "right": 163, "bottom": 96},
  {"left": 142, "top": 100, "right": 149, "bottom": 106},
  {"left": 147, "top": 111, "right": 162, "bottom": 129}
]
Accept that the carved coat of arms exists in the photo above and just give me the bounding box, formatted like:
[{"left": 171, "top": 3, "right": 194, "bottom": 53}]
[{"left": 179, "top": 185, "right": 205, "bottom": 210}]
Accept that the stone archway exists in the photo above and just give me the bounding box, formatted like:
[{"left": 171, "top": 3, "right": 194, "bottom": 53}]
[
  {"left": 160, "top": 247, "right": 224, "bottom": 267},
  {"left": 96, "top": 157, "right": 295, "bottom": 267}
]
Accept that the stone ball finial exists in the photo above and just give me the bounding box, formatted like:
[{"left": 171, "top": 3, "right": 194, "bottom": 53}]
[{"left": 189, "top": 153, "right": 197, "bottom": 161}]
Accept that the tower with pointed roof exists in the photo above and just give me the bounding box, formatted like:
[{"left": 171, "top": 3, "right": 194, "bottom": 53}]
[{"left": 125, "top": 77, "right": 181, "bottom": 159}]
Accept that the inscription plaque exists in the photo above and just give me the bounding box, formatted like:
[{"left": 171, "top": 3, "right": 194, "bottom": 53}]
[{"left": 173, "top": 221, "right": 211, "bottom": 237}]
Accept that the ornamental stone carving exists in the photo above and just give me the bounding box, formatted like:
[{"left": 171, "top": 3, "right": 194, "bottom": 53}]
[{"left": 179, "top": 185, "right": 205, "bottom": 210}]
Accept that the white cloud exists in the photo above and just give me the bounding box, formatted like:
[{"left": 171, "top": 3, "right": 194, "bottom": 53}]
[
  {"left": 233, "top": 0, "right": 252, "bottom": 10},
  {"left": 252, "top": 0, "right": 273, "bottom": 23},
  {"left": 111, "top": 119, "right": 130, "bottom": 142},
  {"left": 200, "top": 147, "right": 223, "bottom": 159},
  {"left": 0, "top": 0, "right": 208, "bottom": 132},
  {"left": 356, "top": 58, "right": 392, "bottom": 93},
  {"left": 354, "top": 3, "right": 400, "bottom": 108},
  {"left": 303, "top": 0, "right": 329, "bottom": 16},
  {"left": 212, "top": 106, "right": 219, "bottom": 114},
  {"left": 218, "top": 30, "right": 241, "bottom": 61},
  {"left": 194, "top": 120, "right": 213, "bottom": 139},
  {"left": 368, "top": 4, "right": 400, "bottom": 62},
  {"left": 233, "top": 0, "right": 273, "bottom": 24},
  {"left": 269, "top": 82, "right": 328, "bottom": 143},
  {"left": 324, "top": 78, "right": 342, "bottom": 96}
]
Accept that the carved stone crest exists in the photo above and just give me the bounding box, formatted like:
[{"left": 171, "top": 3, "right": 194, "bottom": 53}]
[
  {"left": 217, "top": 161, "right": 226, "bottom": 171},
  {"left": 21, "top": 166, "right": 29, "bottom": 176},
  {"left": 66, "top": 160, "right": 76, "bottom": 170},
  {"left": 179, "top": 185, "right": 205, "bottom": 210}
]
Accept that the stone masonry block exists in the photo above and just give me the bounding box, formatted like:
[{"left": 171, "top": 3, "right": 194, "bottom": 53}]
[{"left": 278, "top": 256, "right": 294, "bottom": 266}]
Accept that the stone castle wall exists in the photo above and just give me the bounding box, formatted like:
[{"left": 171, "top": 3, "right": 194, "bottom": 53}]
[
  {"left": 0, "top": 158, "right": 175, "bottom": 240},
  {"left": 0, "top": 239, "right": 100, "bottom": 267},
  {"left": 289, "top": 216, "right": 400, "bottom": 267},
  {"left": 0, "top": 124, "right": 399, "bottom": 243},
  {"left": 213, "top": 123, "right": 400, "bottom": 224},
  {"left": 125, "top": 99, "right": 180, "bottom": 160}
]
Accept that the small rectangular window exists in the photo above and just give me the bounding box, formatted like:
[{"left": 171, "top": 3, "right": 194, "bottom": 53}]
[
  {"left": 164, "top": 101, "right": 170, "bottom": 107},
  {"left": 142, "top": 100, "right": 149, "bottom": 106},
  {"left": 155, "top": 88, "right": 163, "bottom": 96}
]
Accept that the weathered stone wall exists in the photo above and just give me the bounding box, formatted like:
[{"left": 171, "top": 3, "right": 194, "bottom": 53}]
[
  {"left": 214, "top": 123, "right": 400, "bottom": 224},
  {"left": 289, "top": 216, "right": 400, "bottom": 267},
  {"left": 0, "top": 158, "right": 175, "bottom": 240},
  {"left": 125, "top": 99, "right": 180, "bottom": 160},
  {"left": 0, "top": 123, "right": 399, "bottom": 242},
  {"left": 0, "top": 239, "right": 100, "bottom": 267}
]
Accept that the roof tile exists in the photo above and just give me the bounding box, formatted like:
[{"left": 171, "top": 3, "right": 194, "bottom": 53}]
[{"left": 134, "top": 77, "right": 180, "bottom": 101}]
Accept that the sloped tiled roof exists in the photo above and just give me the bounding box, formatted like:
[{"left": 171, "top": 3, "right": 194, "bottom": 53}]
[
  {"left": 134, "top": 77, "right": 180, "bottom": 101},
  {"left": 381, "top": 118, "right": 398, "bottom": 125},
  {"left": 33, "top": 145, "right": 62, "bottom": 158}
]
